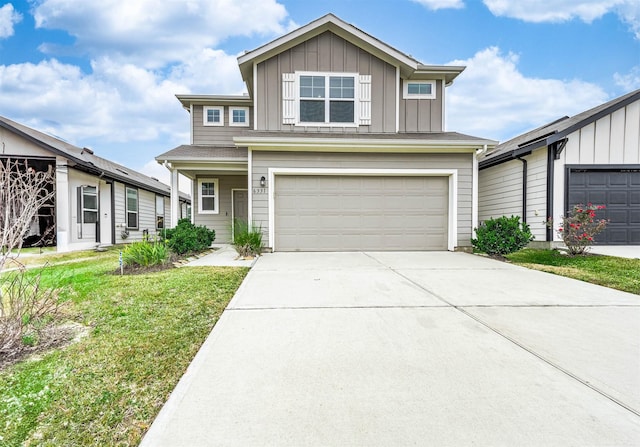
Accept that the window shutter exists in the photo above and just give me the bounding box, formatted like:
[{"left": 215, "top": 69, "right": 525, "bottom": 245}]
[
  {"left": 282, "top": 73, "right": 296, "bottom": 124},
  {"left": 359, "top": 74, "right": 371, "bottom": 125}
]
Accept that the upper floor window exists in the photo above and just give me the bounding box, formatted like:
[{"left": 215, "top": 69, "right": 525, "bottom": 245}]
[
  {"left": 403, "top": 81, "right": 436, "bottom": 99},
  {"left": 230, "top": 107, "right": 249, "bottom": 127},
  {"left": 299, "top": 73, "right": 356, "bottom": 125},
  {"left": 203, "top": 106, "right": 223, "bottom": 126}
]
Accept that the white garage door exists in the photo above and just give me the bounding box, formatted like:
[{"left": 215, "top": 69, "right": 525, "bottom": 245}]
[{"left": 274, "top": 175, "right": 448, "bottom": 251}]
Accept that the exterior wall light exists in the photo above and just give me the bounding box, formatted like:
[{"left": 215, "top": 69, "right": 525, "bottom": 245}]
[{"left": 260, "top": 176, "right": 266, "bottom": 187}]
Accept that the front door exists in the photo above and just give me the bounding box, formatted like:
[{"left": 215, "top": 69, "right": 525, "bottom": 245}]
[
  {"left": 232, "top": 189, "right": 248, "bottom": 238},
  {"left": 78, "top": 185, "right": 98, "bottom": 241}
]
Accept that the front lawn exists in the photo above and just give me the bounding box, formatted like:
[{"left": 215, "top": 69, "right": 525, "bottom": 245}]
[
  {"left": 507, "top": 249, "right": 640, "bottom": 295},
  {"left": 0, "top": 256, "right": 248, "bottom": 446}
]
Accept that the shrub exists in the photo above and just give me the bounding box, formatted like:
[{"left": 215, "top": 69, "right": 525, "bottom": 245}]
[
  {"left": 233, "top": 219, "right": 263, "bottom": 257},
  {"left": 165, "top": 219, "right": 216, "bottom": 255},
  {"left": 472, "top": 215, "right": 534, "bottom": 257},
  {"left": 0, "top": 268, "right": 65, "bottom": 357},
  {"left": 122, "top": 241, "right": 169, "bottom": 267},
  {"left": 548, "top": 203, "right": 608, "bottom": 255}
]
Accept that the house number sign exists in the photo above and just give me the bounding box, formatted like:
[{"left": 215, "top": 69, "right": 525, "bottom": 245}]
[{"left": 253, "top": 188, "right": 267, "bottom": 194}]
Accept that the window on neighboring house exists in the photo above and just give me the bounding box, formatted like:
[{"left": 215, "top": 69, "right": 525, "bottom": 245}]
[
  {"left": 229, "top": 107, "right": 249, "bottom": 127},
  {"left": 126, "top": 186, "right": 138, "bottom": 229},
  {"left": 403, "top": 80, "right": 436, "bottom": 99},
  {"left": 156, "top": 195, "right": 165, "bottom": 229},
  {"left": 203, "top": 106, "right": 223, "bottom": 126},
  {"left": 299, "top": 73, "right": 356, "bottom": 124},
  {"left": 81, "top": 186, "right": 98, "bottom": 224},
  {"left": 198, "top": 178, "right": 219, "bottom": 214}
]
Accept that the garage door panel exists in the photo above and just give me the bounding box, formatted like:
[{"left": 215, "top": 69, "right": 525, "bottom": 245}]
[
  {"left": 568, "top": 170, "right": 640, "bottom": 245},
  {"left": 275, "top": 175, "right": 448, "bottom": 251}
]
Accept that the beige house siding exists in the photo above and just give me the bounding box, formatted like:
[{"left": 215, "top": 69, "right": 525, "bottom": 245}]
[
  {"left": 478, "top": 148, "right": 548, "bottom": 241},
  {"left": 398, "top": 80, "right": 444, "bottom": 132},
  {"left": 193, "top": 175, "right": 247, "bottom": 243},
  {"left": 192, "top": 105, "right": 253, "bottom": 146},
  {"left": 255, "top": 31, "right": 398, "bottom": 133},
  {"left": 252, "top": 151, "right": 473, "bottom": 248}
]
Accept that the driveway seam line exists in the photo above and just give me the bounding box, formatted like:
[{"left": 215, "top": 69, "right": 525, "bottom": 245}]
[{"left": 364, "top": 252, "right": 640, "bottom": 419}]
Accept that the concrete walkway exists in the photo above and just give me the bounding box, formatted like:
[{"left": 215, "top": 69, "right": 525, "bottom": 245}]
[
  {"left": 141, "top": 252, "right": 640, "bottom": 446},
  {"left": 184, "top": 244, "right": 257, "bottom": 268}
]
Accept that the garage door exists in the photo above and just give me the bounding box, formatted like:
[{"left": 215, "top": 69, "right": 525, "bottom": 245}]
[
  {"left": 274, "top": 175, "right": 448, "bottom": 251},
  {"left": 567, "top": 169, "right": 640, "bottom": 245}
]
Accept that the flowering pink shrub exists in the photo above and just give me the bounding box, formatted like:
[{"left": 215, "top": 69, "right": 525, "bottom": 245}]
[{"left": 549, "top": 203, "right": 608, "bottom": 255}]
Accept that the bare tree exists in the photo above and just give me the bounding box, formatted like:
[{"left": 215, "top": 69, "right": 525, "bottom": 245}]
[{"left": 0, "top": 158, "right": 56, "bottom": 271}]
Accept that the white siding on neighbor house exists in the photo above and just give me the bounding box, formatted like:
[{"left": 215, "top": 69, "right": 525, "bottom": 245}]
[
  {"left": 478, "top": 148, "right": 548, "bottom": 241},
  {"left": 67, "top": 169, "right": 101, "bottom": 248},
  {"left": 251, "top": 151, "right": 474, "bottom": 248},
  {"left": 113, "top": 182, "right": 167, "bottom": 243},
  {"left": 193, "top": 175, "right": 247, "bottom": 243},
  {"left": 552, "top": 100, "right": 640, "bottom": 241}
]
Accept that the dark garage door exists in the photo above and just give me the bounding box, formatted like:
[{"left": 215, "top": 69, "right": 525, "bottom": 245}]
[{"left": 567, "top": 168, "right": 640, "bottom": 245}]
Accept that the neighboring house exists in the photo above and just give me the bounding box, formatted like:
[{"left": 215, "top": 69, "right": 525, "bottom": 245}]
[
  {"left": 479, "top": 89, "right": 640, "bottom": 246},
  {"left": 0, "top": 116, "right": 191, "bottom": 252},
  {"left": 157, "top": 14, "right": 496, "bottom": 251}
]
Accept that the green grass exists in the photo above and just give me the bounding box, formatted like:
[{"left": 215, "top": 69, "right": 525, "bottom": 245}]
[
  {"left": 506, "top": 249, "right": 640, "bottom": 295},
  {"left": 0, "top": 255, "right": 248, "bottom": 446},
  {"left": 2, "top": 247, "right": 117, "bottom": 270}
]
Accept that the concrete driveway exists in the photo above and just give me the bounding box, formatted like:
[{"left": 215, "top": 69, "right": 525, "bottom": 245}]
[{"left": 141, "top": 252, "right": 640, "bottom": 446}]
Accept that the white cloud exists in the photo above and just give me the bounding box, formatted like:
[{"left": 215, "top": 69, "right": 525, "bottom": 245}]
[
  {"left": 0, "top": 3, "right": 22, "bottom": 38},
  {"left": 614, "top": 66, "right": 640, "bottom": 90},
  {"left": 33, "top": 0, "right": 292, "bottom": 68},
  {"left": 447, "top": 47, "right": 609, "bottom": 141},
  {"left": 483, "top": 0, "right": 640, "bottom": 38},
  {"left": 412, "top": 0, "right": 464, "bottom": 10}
]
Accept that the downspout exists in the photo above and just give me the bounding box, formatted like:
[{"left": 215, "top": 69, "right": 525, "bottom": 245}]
[
  {"left": 516, "top": 156, "right": 527, "bottom": 223},
  {"left": 545, "top": 143, "right": 555, "bottom": 242},
  {"left": 110, "top": 180, "right": 116, "bottom": 245}
]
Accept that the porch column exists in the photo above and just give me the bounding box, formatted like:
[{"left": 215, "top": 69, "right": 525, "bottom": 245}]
[
  {"left": 170, "top": 167, "right": 179, "bottom": 228},
  {"left": 55, "top": 158, "right": 70, "bottom": 252}
]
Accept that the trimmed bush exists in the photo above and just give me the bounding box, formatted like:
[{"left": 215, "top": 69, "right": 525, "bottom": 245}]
[
  {"left": 233, "top": 219, "right": 263, "bottom": 257},
  {"left": 122, "top": 241, "right": 169, "bottom": 267},
  {"left": 165, "top": 219, "right": 215, "bottom": 255},
  {"left": 472, "top": 215, "right": 533, "bottom": 256}
]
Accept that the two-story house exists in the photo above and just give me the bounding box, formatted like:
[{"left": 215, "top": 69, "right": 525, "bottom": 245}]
[{"left": 156, "top": 14, "right": 496, "bottom": 252}]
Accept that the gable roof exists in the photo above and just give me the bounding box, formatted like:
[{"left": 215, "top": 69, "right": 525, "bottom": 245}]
[
  {"left": 480, "top": 88, "right": 640, "bottom": 168},
  {"left": 237, "top": 14, "right": 464, "bottom": 95},
  {"left": 0, "top": 115, "right": 189, "bottom": 201}
]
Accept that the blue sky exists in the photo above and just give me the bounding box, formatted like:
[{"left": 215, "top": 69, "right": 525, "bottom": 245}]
[{"left": 1, "top": 0, "right": 639, "bottom": 186}]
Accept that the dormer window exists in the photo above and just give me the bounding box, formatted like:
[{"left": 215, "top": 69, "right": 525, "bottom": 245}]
[
  {"left": 403, "top": 81, "right": 436, "bottom": 99},
  {"left": 204, "top": 106, "right": 223, "bottom": 126}
]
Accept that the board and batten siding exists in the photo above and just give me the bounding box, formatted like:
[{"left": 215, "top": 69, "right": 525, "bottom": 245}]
[
  {"left": 256, "top": 31, "right": 399, "bottom": 133},
  {"left": 552, "top": 100, "right": 640, "bottom": 241},
  {"left": 398, "top": 80, "right": 444, "bottom": 132},
  {"left": 193, "top": 175, "right": 247, "bottom": 243},
  {"left": 252, "top": 151, "right": 474, "bottom": 248},
  {"left": 192, "top": 105, "right": 253, "bottom": 146},
  {"left": 478, "top": 148, "right": 548, "bottom": 241}
]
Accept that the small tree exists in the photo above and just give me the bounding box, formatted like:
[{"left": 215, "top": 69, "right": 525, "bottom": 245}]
[
  {"left": 0, "top": 158, "right": 56, "bottom": 271},
  {"left": 549, "top": 203, "right": 608, "bottom": 255},
  {"left": 472, "top": 215, "right": 533, "bottom": 257}
]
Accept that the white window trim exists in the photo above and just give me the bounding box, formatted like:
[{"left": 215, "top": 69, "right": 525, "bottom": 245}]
[
  {"left": 125, "top": 186, "right": 139, "bottom": 229},
  {"left": 403, "top": 80, "right": 436, "bottom": 99},
  {"left": 267, "top": 168, "right": 458, "bottom": 252},
  {"left": 203, "top": 106, "right": 224, "bottom": 126},
  {"left": 198, "top": 178, "right": 219, "bottom": 215},
  {"left": 295, "top": 71, "right": 359, "bottom": 127},
  {"left": 156, "top": 195, "right": 165, "bottom": 229},
  {"left": 229, "top": 107, "right": 250, "bottom": 127}
]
